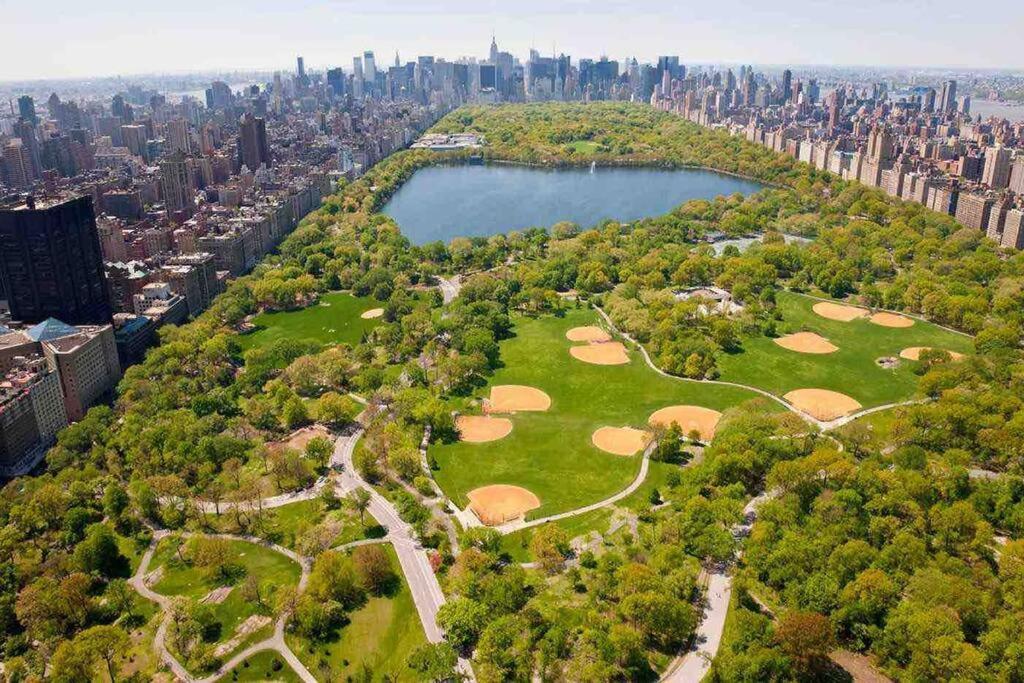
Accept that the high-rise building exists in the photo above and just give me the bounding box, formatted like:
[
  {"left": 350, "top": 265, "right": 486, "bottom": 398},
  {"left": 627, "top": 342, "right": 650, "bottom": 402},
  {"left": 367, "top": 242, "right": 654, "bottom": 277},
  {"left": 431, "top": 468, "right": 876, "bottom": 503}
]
[
  {"left": 238, "top": 112, "right": 270, "bottom": 171},
  {"left": 781, "top": 69, "right": 793, "bottom": 102},
  {"left": 326, "top": 68, "right": 345, "bottom": 98},
  {"left": 160, "top": 152, "right": 193, "bottom": 214},
  {"left": 166, "top": 118, "right": 191, "bottom": 155},
  {"left": 981, "top": 146, "right": 1012, "bottom": 189},
  {"left": 939, "top": 80, "right": 957, "bottom": 113},
  {"left": 297, "top": 56, "right": 305, "bottom": 79},
  {"left": 923, "top": 88, "right": 936, "bottom": 113},
  {"left": 17, "top": 95, "right": 37, "bottom": 125},
  {"left": 352, "top": 56, "right": 364, "bottom": 98},
  {"left": 364, "top": 51, "right": 377, "bottom": 85},
  {"left": 2, "top": 139, "right": 33, "bottom": 188},
  {"left": 0, "top": 355, "right": 67, "bottom": 476},
  {"left": 0, "top": 195, "right": 112, "bottom": 325}
]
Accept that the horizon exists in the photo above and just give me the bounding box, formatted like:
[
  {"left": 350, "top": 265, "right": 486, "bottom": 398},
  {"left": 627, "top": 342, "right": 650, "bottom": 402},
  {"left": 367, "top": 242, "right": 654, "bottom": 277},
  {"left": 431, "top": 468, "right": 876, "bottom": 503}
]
[{"left": 3, "top": 0, "right": 1023, "bottom": 81}]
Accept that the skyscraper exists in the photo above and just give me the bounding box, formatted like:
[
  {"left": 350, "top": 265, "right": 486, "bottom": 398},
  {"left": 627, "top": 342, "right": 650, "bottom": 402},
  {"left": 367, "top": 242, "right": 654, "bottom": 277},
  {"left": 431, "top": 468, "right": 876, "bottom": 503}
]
[
  {"left": 160, "top": 152, "right": 193, "bottom": 213},
  {"left": 781, "top": 69, "right": 793, "bottom": 102},
  {"left": 363, "top": 51, "right": 377, "bottom": 87},
  {"left": 982, "top": 146, "right": 1012, "bottom": 189},
  {"left": 939, "top": 80, "right": 957, "bottom": 113},
  {"left": 297, "top": 56, "right": 305, "bottom": 79},
  {"left": 238, "top": 112, "right": 270, "bottom": 171},
  {"left": 0, "top": 195, "right": 112, "bottom": 325},
  {"left": 17, "top": 95, "right": 37, "bottom": 125}
]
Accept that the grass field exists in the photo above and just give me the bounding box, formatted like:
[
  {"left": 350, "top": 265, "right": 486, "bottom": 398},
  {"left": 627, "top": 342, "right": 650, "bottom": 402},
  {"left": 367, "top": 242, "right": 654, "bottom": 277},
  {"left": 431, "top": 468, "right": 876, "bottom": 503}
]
[
  {"left": 430, "top": 307, "right": 773, "bottom": 520},
  {"left": 204, "top": 499, "right": 372, "bottom": 551},
  {"left": 717, "top": 291, "right": 973, "bottom": 408},
  {"left": 150, "top": 535, "right": 301, "bottom": 663},
  {"left": 499, "top": 507, "right": 614, "bottom": 562},
  {"left": 286, "top": 545, "right": 426, "bottom": 681},
  {"left": 237, "top": 291, "right": 383, "bottom": 351},
  {"left": 219, "top": 650, "right": 301, "bottom": 682}
]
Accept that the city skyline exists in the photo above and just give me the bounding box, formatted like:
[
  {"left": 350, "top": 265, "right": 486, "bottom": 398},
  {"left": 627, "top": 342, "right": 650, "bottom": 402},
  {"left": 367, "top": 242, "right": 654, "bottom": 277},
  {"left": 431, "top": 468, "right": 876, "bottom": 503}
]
[{"left": 4, "top": 0, "right": 1024, "bottom": 81}]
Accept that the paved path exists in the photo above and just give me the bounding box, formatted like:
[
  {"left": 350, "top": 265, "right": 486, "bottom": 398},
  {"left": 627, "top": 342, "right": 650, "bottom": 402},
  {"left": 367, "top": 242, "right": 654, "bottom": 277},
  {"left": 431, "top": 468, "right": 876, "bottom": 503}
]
[
  {"left": 437, "top": 275, "right": 462, "bottom": 305},
  {"left": 331, "top": 430, "right": 476, "bottom": 681},
  {"left": 593, "top": 305, "right": 929, "bottom": 432},
  {"left": 129, "top": 529, "right": 316, "bottom": 683},
  {"left": 661, "top": 491, "right": 774, "bottom": 683},
  {"left": 492, "top": 439, "right": 655, "bottom": 534}
]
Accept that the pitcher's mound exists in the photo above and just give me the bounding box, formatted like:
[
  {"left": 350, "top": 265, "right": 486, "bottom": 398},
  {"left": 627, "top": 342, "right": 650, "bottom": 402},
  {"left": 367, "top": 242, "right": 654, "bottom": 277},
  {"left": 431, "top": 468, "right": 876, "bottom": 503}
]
[
  {"left": 456, "top": 415, "right": 513, "bottom": 443},
  {"left": 812, "top": 301, "right": 868, "bottom": 322},
  {"left": 648, "top": 405, "right": 723, "bottom": 442},
  {"left": 360, "top": 307, "right": 385, "bottom": 319},
  {"left": 570, "top": 341, "right": 630, "bottom": 365},
  {"left": 900, "top": 346, "right": 964, "bottom": 361},
  {"left": 784, "top": 388, "right": 862, "bottom": 421},
  {"left": 468, "top": 485, "right": 541, "bottom": 525},
  {"left": 486, "top": 385, "right": 551, "bottom": 413},
  {"left": 774, "top": 332, "right": 838, "bottom": 354},
  {"left": 592, "top": 426, "right": 652, "bottom": 456},
  {"left": 869, "top": 312, "right": 913, "bottom": 328},
  {"left": 566, "top": 325, "right": 612, "bottom": 343}
]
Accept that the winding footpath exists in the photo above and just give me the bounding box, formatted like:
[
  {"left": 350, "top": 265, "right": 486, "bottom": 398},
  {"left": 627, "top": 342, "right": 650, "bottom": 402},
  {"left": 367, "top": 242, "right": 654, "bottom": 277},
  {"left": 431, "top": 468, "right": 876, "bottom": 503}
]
[
  {"left": 129, "top": 530, "right": 316, "bottom": 683},
  {"left": 593, "top": 304, "right": 929, "bottom": 432},
  {"left": 491, "top": 439, "right": 655, "bottom": 534},
  {"left": 661, "top": 491, "right": 775, "bottom": 682},
  {"left": 330, "top": 430, "right": 476, "bottom": 681}
]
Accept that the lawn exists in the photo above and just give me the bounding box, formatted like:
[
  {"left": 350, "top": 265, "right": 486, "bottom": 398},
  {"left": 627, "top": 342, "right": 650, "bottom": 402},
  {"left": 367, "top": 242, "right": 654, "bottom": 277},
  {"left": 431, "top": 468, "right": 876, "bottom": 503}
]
[
  {"left": 203, "top": 499, "right": 372, "bottom": 551},
  {"left": 237, "top": 291, "right": 383, "bottom": 351},
  {"left": 500, "top": 508, "right": 613, "bottom": 562},
  {"left": 567, "top": 140, "right": 600, "bottom": 154},
  {"left": 150, "top": 535, "right": 302, "bottom": 666},
  {"left": 218, "top": 649, "right": 301, "bottom": 682},
  {"left": 430, "top": 307, "right": 772, "bottom": 519},
  {"left": 286, "top": 545, "right": 427, "bottom": 682},
  {"left": 717, "top": 291, "right": 973, "bottom": 408}
]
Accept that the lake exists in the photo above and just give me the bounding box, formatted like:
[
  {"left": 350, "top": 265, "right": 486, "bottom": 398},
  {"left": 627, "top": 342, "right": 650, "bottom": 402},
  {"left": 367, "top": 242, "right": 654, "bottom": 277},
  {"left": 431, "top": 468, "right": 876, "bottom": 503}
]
[{"left": 382, "top": 164, "right": 765, "bottom": 244}]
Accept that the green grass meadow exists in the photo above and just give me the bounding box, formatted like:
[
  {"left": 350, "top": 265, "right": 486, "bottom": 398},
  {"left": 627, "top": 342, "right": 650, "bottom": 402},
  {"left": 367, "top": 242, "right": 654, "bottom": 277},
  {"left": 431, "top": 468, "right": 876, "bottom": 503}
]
[
  {"left": 286, "top": 545, "right": 426, "bottom": 682},
  {"left": 237, "top": 291, "right": 382, "bottom": 351},
  {"left": 430, "top": 307, "right": 772, "bottom": 519},
  {"left": 717, "top": 291, "right": 972, "bottom": 408}
]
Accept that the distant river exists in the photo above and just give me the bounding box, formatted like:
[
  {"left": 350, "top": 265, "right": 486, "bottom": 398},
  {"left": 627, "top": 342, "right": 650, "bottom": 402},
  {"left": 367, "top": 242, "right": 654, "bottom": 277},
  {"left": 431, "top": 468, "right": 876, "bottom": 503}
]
[{"left": 382, "top": 164, "right": 765, "bottom": 244}]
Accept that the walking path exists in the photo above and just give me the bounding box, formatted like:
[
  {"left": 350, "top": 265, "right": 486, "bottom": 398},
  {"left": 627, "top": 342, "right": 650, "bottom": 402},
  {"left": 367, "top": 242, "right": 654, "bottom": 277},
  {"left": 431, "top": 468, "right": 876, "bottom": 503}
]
[
  {"left": 661, "top": 491, "right": 775, "bottom": 682},
  {"left": 437, "top": 275, "right": 462, "bottom": 305},
  {"left": 331, "top": 430, "right": 476, "bottom": 681},
  {"left": 593, "top": 304, "right": 929, "bottom": 432},
  {"left": 491, "top": 439, "right": 655, "bottom": 534},
  {"left": 128, "top": 529, "right": 316, "bottom": 683}
]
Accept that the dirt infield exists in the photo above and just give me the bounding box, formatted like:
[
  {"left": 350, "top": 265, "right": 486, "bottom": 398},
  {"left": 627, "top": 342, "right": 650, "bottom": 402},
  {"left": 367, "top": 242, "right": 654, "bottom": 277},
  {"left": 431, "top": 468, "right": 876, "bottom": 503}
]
[
  {"left": 812, "top": 301, "right": 869, "bottom": 322},
  {"left": 456, "top": 415, "right": 513, "bottom": 443},
  {"left": 591, "top": 426, "right": 652, "bottom": 456},
  {"left": 468, "top": 485, "right": 541, "bottom": 525},
  {"left": 565, "top": 325, "right": 612, "bottom": 343},
  {"left": 360, "top": 307, "right": 385, "bottom": 319},
  {"left": 486, "top": 385, "right": 552, "bottom": 413},
  {"left": 648, "top": 405, "right": 723, "bottom": 442},
  {"left": 774, "top": 332, "right": 839, "bottom": 354},
  {"left": 869, "top": 312, "right": 914, "bottom": 328},
  {"left": 270, "top": 425, "right": 332, "bottom": 453},
  {"left": 784, "top": 388, "right": 863, "bottom": 421},
  {"left": 900, "top": 346, "right": 964, "bottom": 361},
  {"left": 569, "top": 341, "right": 630, "bottom": 365}
]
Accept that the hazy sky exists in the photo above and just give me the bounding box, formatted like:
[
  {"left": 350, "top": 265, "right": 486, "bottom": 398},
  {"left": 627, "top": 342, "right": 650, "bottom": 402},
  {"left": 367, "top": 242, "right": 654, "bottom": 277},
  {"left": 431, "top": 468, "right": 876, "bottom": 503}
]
[{"left": 3, "top": 0, "right": 1022, "bottom": 81}]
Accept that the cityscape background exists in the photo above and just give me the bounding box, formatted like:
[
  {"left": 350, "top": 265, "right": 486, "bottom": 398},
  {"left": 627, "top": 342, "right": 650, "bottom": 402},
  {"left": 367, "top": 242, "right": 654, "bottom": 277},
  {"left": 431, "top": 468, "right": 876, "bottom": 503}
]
[{"left": 3, "top": 0, "right": 1024, "bottom": 81}]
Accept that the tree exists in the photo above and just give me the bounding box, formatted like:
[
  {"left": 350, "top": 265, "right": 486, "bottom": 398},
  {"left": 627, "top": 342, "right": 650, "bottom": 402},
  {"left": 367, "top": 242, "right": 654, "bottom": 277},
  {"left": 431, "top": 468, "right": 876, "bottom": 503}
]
[
  {"left": 529, "top": 525, "right": 570, "bottom": 574},
  {"left": 349, "top": 488, "right": 372, "bottom": 525},
  {"left": 74, "top": 524, "right": 128, "bottom": 578},
  {"left": 282, "top": 395, "right": 310, "bottom": 429},
  {"left": 76, "top": 624, "right": 130, "bottom": 683},
  {"left": 305, "top": 436, "right": 334, "bottom": 469},
  {"left": 353, "top": 544, "right": 396, "bottom": 595},
  {"left": 618, "top": 591, "right": 696, "bottom": 650},
  {"left": 406, "top": 642, "right": 460, "bottom": 682},
  {"left": 437, "top": 597, "right": 488, "bottom": 649},
  {"left": 106, "top": 578, "right": 135, "bottom": 621},
  {"left": 774, "top": 611, "right": 834, "bottom": 676}
]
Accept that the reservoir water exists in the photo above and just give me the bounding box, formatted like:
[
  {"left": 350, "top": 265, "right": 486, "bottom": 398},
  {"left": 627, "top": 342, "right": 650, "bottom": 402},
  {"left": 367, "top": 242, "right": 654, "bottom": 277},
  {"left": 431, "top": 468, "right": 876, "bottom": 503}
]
[{"left": 382, "top": 164, "right": 765, "bottom": 244}]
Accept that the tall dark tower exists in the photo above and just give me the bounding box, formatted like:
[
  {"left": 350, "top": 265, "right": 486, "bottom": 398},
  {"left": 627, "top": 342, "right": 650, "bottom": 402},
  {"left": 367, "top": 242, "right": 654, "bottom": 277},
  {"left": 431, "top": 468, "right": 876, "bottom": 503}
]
[
  {"left": 238, "top": 113, "right": 270, "bottom": 171},
  {"left": 0, "top": 195, "right": 112, "bottom": 325}
]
